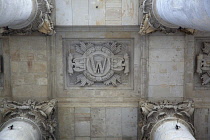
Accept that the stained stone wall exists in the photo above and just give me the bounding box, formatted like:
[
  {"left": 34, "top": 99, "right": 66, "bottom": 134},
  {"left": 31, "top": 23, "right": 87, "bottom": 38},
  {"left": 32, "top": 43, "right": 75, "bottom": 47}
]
[
  {"left": 55, "top": 0, "right": 139, "bottom": 26},
  {"left": 148, "top": 34, "right": 185, "bottom": 101},
  {"left": 9, "top": 36, "right": 51, "bottom": 101},
  {"left": 58, "top": 107, "right": 137, "bottom": 140}
]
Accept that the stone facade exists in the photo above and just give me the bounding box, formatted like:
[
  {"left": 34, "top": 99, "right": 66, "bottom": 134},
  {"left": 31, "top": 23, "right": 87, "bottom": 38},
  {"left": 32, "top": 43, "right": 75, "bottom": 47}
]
[{"left": 0, "top": 0, "right": 210, "bottom": 140}]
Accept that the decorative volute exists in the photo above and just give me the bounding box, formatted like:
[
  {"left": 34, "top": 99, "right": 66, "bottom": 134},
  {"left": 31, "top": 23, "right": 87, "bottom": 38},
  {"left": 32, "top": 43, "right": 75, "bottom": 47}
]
[
  {"left": 0, "top": 99, "right": 57, "bottom": 140},
  {"left": 0, "top": 0, "right": 54, "bottom": 35}
]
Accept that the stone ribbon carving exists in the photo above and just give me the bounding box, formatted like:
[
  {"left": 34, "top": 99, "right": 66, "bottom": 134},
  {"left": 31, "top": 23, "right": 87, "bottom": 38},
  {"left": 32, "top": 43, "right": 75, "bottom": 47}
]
[
  {"left": 0, "top": 99, "right": 57, "bottom": 140},
  {"left": 197, "top": 43, "right": 210, "bottom": 85},
  {"left": 139, "top": 100, "right": 195, "bottom": 140},
  {"left": 68, "top": 42, "right": 129, "bottom": 86}
]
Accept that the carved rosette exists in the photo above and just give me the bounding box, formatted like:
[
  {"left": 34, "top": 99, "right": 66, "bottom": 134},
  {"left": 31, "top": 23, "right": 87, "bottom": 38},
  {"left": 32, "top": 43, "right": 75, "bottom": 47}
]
[
  {"left": 139, "top": 100, "right": 195, "bottom": 140},
  {"left": 139, "top": 0, "right": 194, "bottom": 35},
  {"left": 197, "top": 42, "right": 210, "bottom": 85},
  {"left": 0, "top": 99, "right": 57, "bottom": 140},
  {"left": 68, "top": 42, "right": 129, "bottom": 86},
  {"left": 1, "top": 0, "right": 54, "bottom": 35}
]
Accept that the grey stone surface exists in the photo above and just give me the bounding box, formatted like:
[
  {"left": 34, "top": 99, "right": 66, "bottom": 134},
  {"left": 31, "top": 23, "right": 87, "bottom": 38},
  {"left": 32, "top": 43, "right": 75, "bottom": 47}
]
[
  {"left": 75, "top": 137, "right": 90, "bottom": 140},
  {"left": 106, "top": 108, "right": 122, "bottom": 137},
  {"left": 148, "top": 35, "right": 185, "bottom": 100},
  {"left": 122, "top": 108, "right": 137, "bottom": 137},
  {"left": 91, "top": 108, "right": 106, "bottom": 137},
  {"left": 91, "top": 138, "right": 105, "bottom": 140},
  {"left": 58, "top": 107, "right": 75, "bottom": 140},
  {"left": 194, "top": 108, "right": 209, "bottom": 140},
  {"left": 75, "top": 108, "right": 91, "bottom": 137}
]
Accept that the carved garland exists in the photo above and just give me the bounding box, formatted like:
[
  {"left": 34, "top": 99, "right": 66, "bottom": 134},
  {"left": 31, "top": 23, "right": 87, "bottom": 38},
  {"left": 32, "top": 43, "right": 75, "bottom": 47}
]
[
  {"left": 0, "top": 99, "right": 57, "bottom": 140},
  {"left": 1, "top": 0, "right": 54, "bottom": 35},
  {"left": 139, "top": 100, "right": 195, "bottom": 140}
]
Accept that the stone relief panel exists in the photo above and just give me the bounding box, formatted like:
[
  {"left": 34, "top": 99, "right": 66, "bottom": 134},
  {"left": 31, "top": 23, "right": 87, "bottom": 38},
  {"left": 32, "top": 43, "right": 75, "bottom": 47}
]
[
  {"left": 195, "top": 41, "right": 210, "bottom": 89},
  {"left": 63, "top": 39, "right": 133, "bottom": 89},
  {"left": 197, "top": 42, "right": 210, "bottom": 85}
]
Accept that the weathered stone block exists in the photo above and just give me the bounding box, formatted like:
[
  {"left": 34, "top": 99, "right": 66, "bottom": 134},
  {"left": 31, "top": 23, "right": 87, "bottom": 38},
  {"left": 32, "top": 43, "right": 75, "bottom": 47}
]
[
  {"left": 106, "top": 8, "right": 122, "bottom": 21},
  {"left": 12, "top": 85, "right": 48, "bottom": 98},
  {"left": 28, "top": 61, "right": 47, "bottom": 73},
  {"left": 106, "top": 108, "right": 122, "bottom": 137},
  {"left": 194, "top": 109, "right": 209, "bottom": 140},
  {"left": 122, "top": 108, "right": 137, "bottom": 137},
  {"left": 58, "top": 107, "right": 75, "bottom": 140},
  {"left": 75, "top": 108, "right": 91, "bottom": 137},
  {"left": 91, "top": 108, "right": 106, "bottom": 137},
  {"left": 75, "top": 137, "right": 90, "bottom": 140}
]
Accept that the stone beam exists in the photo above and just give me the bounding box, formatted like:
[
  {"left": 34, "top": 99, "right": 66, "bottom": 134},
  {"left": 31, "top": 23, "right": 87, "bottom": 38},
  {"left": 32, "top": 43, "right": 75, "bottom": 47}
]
[
  {"left": 139, "top": 100, "right": 196, "bottom": 140},
  {"left": 140, "top": 0, "right": 210, "bottom": 35},
  {"left": 0, "top": 0, "right": 54, "bottom": 35},
  {"left": 0, "top": 99, "right": 57, "bottom": 140}
]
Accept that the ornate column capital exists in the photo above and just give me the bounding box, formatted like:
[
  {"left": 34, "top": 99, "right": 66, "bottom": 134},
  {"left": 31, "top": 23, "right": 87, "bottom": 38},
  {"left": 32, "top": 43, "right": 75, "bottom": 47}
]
[
  {"left": 139, "top": 100, "right": 195, "bottom": 140},
  {"left": 0, "top": 99, "right": 57, "bottom": 140},
  {"left": 0, "top": 0, "right": 54, "bottom": 35},
  {"left": 139, "top": 0, "right": 195, "bottom": 35}
]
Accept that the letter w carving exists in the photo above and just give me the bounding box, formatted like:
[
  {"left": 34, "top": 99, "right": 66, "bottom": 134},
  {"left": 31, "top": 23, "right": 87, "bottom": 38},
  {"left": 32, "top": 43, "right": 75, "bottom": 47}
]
[{"left": 90, "top": 57, "right": 107, "bottom": 74}]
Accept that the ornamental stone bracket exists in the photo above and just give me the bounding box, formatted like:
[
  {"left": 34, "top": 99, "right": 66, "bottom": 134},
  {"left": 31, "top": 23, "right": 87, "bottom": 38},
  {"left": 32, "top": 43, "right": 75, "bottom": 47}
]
[
  {"left": 0, "top": 99, "right": 57, "bottom": 140},
  {"left": 139, "top": 0, "right": 195, "bottom": 35},
  {"left": 67, "top": 41, "right": 130, "bottom": 87},
  {"left": 139, "top": 100, "right": 195, "bottom": 140},
  {"left": 0, "top": 0, "right": 54, "bottom": 35},
  {"left": 197, "top": 42, "right": 210, "bottom": 85}
]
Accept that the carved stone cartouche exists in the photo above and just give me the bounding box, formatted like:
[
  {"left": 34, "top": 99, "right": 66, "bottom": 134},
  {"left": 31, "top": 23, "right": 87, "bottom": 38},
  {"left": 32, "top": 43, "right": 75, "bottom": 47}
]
[{"left": 67, "top": 41, "right": 130, "bottom": 87}]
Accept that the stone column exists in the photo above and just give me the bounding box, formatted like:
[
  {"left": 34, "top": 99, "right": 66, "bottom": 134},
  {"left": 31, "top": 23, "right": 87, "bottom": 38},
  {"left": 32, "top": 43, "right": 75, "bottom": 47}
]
[
  {"left": 0, "top": 0, "right": 37, "bottom": 29},
  {"left": 0, "top": 118, "right": 41, "bottom": 140},
  {"left": 153, "top": 0, "right": 210, "bottom": 31},
  {"left": 140, "top": 0, "right": 210, "bottom": 34},
  {"left": 0, "top": 0, "right": 54, "bottom": 35},
  {"left": 139, "top": 100, "right": 196, "bottom": 140},
  {"left": 0, "top": 99, "right": 57, "bottom": 140}
]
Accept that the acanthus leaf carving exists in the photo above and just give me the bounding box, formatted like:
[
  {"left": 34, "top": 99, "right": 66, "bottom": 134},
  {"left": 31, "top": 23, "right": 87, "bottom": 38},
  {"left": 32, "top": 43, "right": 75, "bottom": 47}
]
[
  {"left": 0, "top": 99, "right": 57, "bottom": 140},
  {"left": 2, "top": 0, "right": 54, "bottom": 35},
  {"left": 67, "top": 41, "right": 130, "bottom": 87},
  {"left": 139, "top": 100, "right": 195, "bottom": 140}
]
